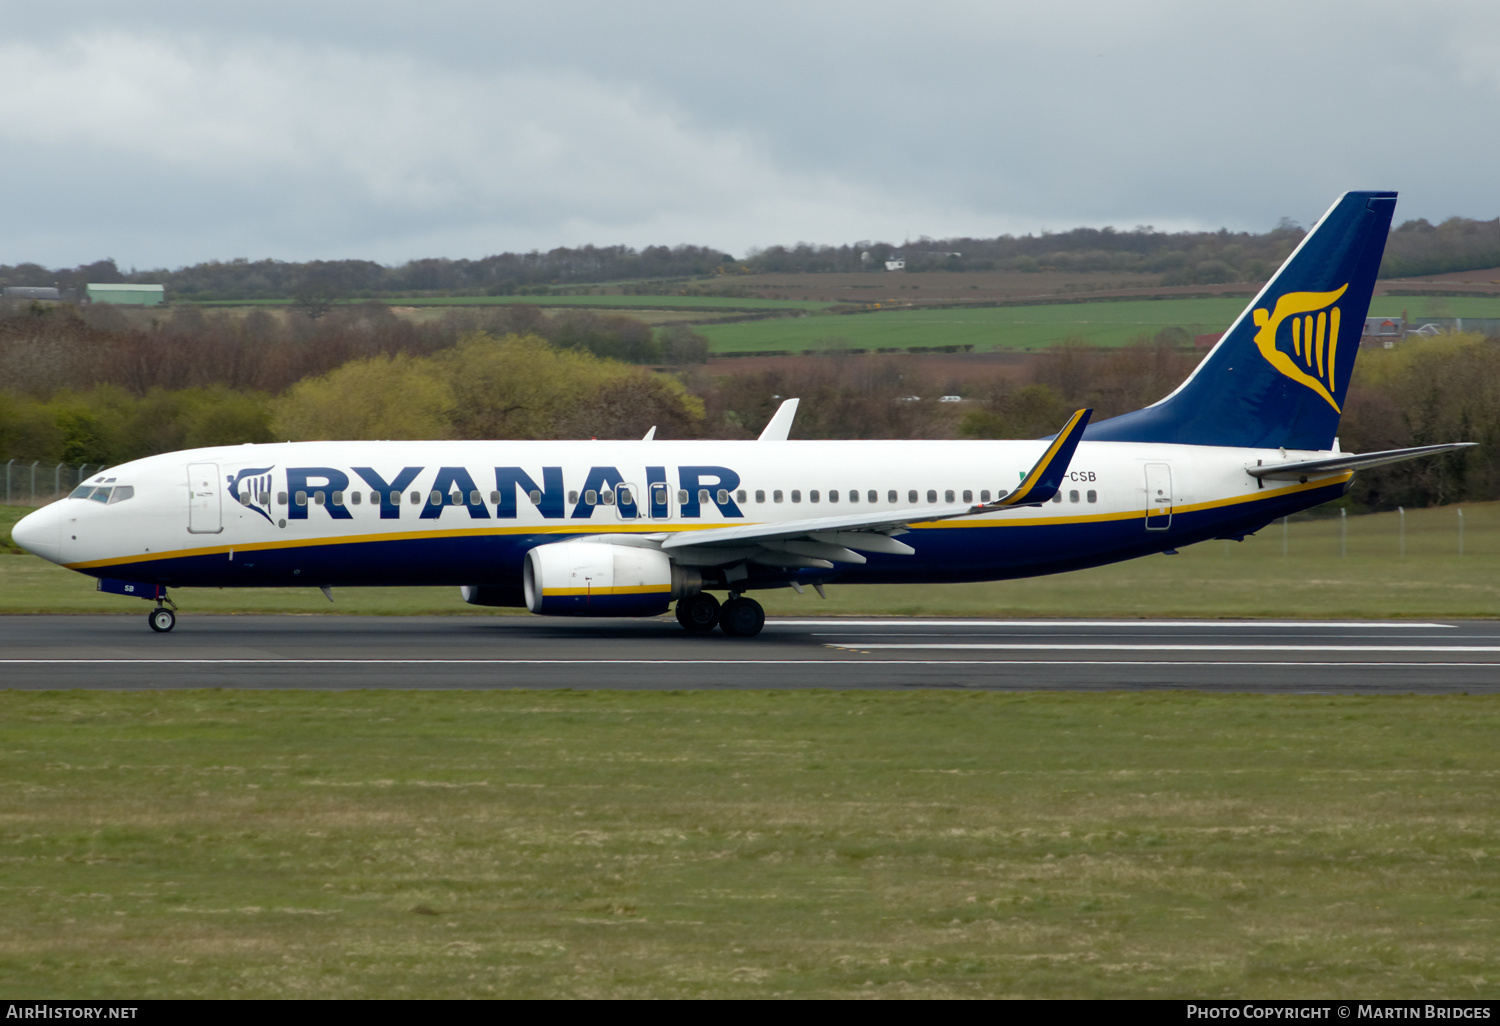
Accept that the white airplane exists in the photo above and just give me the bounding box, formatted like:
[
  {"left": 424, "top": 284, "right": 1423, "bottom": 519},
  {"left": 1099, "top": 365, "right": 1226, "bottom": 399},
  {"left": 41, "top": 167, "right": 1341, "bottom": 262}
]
[{"left": 11, "top": 191, "right": 1472, "bottom": 636}]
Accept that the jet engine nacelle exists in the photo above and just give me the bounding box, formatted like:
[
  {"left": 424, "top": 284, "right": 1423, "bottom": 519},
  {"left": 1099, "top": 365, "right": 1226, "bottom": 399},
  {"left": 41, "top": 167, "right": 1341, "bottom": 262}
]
[{"left": 523, "top": 541, "right": 701, "bottom": 617}]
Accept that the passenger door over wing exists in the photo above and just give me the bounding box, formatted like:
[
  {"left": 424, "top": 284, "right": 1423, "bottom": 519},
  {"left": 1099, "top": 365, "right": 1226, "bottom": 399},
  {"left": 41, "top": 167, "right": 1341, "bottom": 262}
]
[{"left": 187, "top": 462, "right": 223, "bottom": 534}]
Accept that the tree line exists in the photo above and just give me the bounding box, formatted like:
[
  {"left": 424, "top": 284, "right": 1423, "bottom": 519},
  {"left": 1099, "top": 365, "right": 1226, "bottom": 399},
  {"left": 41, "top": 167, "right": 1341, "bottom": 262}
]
[{"left": 2, "top": 217, "right": 1496, "bottom": 301}]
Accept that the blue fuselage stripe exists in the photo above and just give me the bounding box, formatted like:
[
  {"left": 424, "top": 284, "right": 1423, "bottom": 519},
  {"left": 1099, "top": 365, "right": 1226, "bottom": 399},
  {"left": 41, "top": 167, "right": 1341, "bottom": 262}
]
[{"left": 84, "top": 481, "right": 1342, "bottom": 590}]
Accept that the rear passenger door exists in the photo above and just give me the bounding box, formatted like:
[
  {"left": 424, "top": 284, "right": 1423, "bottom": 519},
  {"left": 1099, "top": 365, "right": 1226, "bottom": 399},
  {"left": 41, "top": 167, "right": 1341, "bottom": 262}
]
[{"left": 1144, "top": 463, "right": 1172, "bottom": 531}]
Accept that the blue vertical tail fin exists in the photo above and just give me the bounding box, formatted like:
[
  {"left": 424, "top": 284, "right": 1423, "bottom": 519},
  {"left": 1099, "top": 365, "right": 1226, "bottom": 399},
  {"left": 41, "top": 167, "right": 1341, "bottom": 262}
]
[{"left": 1085, "top": 191, "right": 1397, "bottom": 450}]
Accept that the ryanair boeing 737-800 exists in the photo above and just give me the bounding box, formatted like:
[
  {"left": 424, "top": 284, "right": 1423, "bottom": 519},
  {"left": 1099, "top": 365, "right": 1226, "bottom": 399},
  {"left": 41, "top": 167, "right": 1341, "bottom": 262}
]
[{"left": 11, "top": 192, "right": 1474, "bottom": 636}]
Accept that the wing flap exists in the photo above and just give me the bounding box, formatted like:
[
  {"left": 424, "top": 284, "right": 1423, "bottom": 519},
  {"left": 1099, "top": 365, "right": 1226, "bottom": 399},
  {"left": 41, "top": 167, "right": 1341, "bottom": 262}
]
[{"left": 659, "top": 408, "right": 1092, "bottom": 557}]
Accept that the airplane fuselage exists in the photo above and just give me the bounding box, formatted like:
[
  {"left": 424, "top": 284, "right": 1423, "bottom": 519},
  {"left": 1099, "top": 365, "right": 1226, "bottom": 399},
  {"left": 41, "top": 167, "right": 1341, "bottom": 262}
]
[{"left": 29, "top": 438, "right": 1349, "bottom": 593}]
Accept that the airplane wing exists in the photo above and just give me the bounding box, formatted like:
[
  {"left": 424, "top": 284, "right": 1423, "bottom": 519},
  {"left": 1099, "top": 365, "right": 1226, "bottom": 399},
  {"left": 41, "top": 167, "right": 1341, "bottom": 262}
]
[
  {"left": 661, "top": 409, "right": 1092, "bottom": 568},
  {"left": 1247, "top": 442, "right": 1477, "bottom": 481}
]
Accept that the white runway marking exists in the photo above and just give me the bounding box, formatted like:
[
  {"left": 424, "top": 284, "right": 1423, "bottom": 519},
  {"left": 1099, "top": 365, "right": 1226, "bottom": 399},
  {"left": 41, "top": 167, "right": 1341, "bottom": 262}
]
[
  {"left": 832, "top": 643, "right": 1500, "bottom": 653},
  {"left": 777, "top": 620, "right": 1455, "bottom": 629},
  {"left": 0, "top": 658, "right": 1497, "bottom": 667}
]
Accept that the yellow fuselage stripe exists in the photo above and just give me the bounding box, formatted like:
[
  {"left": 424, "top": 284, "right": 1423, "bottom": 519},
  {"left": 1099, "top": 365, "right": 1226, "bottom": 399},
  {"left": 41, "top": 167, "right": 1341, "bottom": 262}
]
[{"left": 64, "top": 473, "right": 1349, "bottom": 572}]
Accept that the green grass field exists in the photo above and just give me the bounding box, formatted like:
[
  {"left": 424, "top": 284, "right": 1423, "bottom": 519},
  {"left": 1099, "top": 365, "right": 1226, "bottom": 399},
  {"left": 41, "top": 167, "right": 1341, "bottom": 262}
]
[
  {"left": 188, "top": 295, "right": 834, "bottom": 312},
  {"left": 2, "top": 689, "right": 1496, "bottom": 998},
  {"left": 3, "top": 502, "right": 1497, "bottom": 619},
  {"left": 696, "top": 296, "right": 1500, "bottom": 353}
]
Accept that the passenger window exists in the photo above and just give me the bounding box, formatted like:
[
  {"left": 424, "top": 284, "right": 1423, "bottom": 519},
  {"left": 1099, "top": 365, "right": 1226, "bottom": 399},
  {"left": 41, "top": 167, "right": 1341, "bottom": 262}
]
[
  {"left": 677, "top": 489, "right": 688, "bottom": 504},
  {"left": 601, "top": 490, "right": 614, "bottom": 505},
  {"left": 107, "top": 486, "right": 134, "bottom": 504},
  {"left": 409, "top": 491, "right": 421, "bottom": 505},
  {"left": 810, "top": 490, "right": 820, "bottom": 503},
  {"left": 1051, "top": 493, "right": 1063, "bottom": 504},
  {"left": 314, "top": 491, "right": 326, "bottom": 506},
  {"left": 736, "top": 489, "right": 747, "bottom": 503},
  {"left": 384, "top": 491, "right": 395, "bottom": 506},
  {"left": 427, "top": 490, "right": 440, "bottom": 506},
  {"left": 888, "top": 490, "right": 897, "bottom": 503},
  {"left": 908, "top": 490, "right": 918, "bottom": 503},
  {"left": 828, "top": 490, "right": 838, "bottom": 503},
  {"left": 350, "top": 491, "right": 361, "bottom": 505},
  {"left": 470, "top": 490, "right": 482, "bottom": 505},
  {"left": 848, "top": 490, "right": 858, "bottom": 503},
  {"left": 1087, "top": 489, "right": 1098, "bottom": 503},
  {"left": 927, "top": 489, "right": 937, "bottom": 503},
  {"left": 774, "top": 490, "right": 784, "bottom": 503},
  {"left": 279, "top": 491, "right": 289, "bottom": 505},
  {"left": 981, "top": 490, "right": 991, "bottom": 502},
  {"left": 715, "top": 488, "right": 727, "bottom": 504},
  {"left": 755, "top": 490, "right": 765, "bottom": 503},
  {"left": 332, "top": 490, "right": 343, "bottom": 506},
  {"left": 962, "top": 490, "right": 973, "bottom": 503},
  {"left": 618, "top": 487, "right": 632, "bottom": 505},
  {"left": 945, "top": 490, "right": 955, "bottom": 502},
  {"left": 585, "top": 490, "right": 598, "bottom": 506},
  {"left": 296, "top": 491, "right": 308, "bottom": 506},
  {"left": 791, "top": 490, "right": 802, "bottom": 503},
  {"left": 699, "top": 488, "right": 710, "bottom": 505},
  {"left": 868, "top": 490, "right": 878, "bottom": 503},
  {"left": 569, "top": 490, "right": 579, "bottom": 504},
  {"left": 529, "top": 489, "right": 541, "bottom": 504}
]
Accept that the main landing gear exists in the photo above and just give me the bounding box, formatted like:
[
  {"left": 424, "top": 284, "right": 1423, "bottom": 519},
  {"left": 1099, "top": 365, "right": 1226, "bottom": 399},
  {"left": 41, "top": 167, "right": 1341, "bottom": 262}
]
[
  {"left": 676, "top": 592, "right": 720, "bottom": 632},
  {"left": 674, "top": 592, "right": 765, "bottom": 638}
]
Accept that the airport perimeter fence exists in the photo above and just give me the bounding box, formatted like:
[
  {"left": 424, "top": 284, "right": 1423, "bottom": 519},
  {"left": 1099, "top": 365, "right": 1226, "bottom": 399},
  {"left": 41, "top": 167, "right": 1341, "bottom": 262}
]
[{"left": 3, "top": 461, "right": 109, "bottom": 505}]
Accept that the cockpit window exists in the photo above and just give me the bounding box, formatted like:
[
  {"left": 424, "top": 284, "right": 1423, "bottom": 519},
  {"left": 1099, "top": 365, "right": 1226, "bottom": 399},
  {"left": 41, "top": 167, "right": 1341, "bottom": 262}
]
[
  {"left": 108, "top": 486, "right": 134, "bottom": 504},
  {"left": 69, "top": 475, "right": 120, "bottom": 501}
]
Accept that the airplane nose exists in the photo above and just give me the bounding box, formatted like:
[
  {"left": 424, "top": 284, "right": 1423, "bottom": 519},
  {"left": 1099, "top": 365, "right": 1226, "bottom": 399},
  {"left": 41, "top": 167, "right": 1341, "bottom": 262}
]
[{"left": 12, "top": 504, "right": 62, "bottom": 564}]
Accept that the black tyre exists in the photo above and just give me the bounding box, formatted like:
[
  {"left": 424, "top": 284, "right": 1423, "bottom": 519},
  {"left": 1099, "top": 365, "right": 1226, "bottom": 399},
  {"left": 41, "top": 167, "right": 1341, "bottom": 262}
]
[
  {"left": 148, "top": 608, "right": 176, "bottom": 633},
  {"left": 718, "top": 597, "right": 765, "bottom": 638},
  {"left": 675, "top": 592, "right": 721, "bottom": 632}
]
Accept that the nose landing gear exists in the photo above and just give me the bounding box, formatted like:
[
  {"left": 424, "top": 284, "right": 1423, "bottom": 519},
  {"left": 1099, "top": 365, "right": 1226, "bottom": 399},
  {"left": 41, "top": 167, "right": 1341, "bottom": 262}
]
[{"left": 148, "top": 594, "right": 179, "bottom": 633}]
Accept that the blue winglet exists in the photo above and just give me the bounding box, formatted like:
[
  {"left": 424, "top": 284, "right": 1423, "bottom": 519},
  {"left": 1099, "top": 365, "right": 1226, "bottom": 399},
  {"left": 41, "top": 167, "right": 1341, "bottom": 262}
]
[{"left": 987, "top": 408, "right": 1092, "bottom": 508}]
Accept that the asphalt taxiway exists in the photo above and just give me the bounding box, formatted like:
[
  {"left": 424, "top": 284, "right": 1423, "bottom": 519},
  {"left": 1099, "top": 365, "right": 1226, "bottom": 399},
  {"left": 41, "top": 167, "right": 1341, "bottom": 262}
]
[{"left": 2, "top": 615, "right": 1498, "bottom": 693}]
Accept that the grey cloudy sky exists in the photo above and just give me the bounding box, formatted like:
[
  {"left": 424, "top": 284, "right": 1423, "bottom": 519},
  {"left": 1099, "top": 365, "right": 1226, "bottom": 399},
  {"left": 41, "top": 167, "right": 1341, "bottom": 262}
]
[{"left": 2, "top": 0, "right": 1497, "bottom": 269}]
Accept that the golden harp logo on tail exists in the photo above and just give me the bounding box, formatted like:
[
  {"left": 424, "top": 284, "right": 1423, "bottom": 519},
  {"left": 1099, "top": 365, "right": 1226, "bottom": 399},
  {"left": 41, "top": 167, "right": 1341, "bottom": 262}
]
[{"left": 1251, "top": 284, "right": 1349, "bottom": 412}]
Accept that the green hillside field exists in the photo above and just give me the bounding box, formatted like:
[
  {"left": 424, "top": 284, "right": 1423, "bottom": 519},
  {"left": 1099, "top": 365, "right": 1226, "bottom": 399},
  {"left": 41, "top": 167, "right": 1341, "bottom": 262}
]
[{"left": 696, "top": 296, "right": 1500, "bottom": 354}]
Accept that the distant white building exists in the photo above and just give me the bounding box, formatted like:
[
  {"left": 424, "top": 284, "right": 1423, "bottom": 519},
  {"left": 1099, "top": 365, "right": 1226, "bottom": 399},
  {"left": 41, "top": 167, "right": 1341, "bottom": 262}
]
[
  {"left": 2, "top": 286, "right": 59, "bottom": 300},
  {"left": 884, "top": 258, "right": 905, "bottom": 271}
]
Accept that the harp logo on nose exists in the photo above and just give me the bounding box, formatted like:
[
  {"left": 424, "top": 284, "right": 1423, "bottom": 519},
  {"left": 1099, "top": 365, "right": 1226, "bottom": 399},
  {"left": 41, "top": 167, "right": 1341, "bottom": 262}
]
[{"left": 1251, "top": 284, "right": 1349, "bottom": 412}]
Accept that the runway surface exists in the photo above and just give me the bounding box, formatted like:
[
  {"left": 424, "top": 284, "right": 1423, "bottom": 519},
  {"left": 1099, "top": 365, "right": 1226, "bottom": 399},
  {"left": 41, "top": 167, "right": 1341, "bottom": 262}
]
[{"left": 2, "top": 614, "right": 1499, "bottom": 692}]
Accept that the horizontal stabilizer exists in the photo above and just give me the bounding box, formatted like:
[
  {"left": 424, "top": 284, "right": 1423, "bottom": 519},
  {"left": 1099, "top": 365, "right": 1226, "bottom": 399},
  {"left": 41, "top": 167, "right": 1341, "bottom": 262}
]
[{"left": 1248, "top": 442, "right": 1477, "bottom": 480}]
